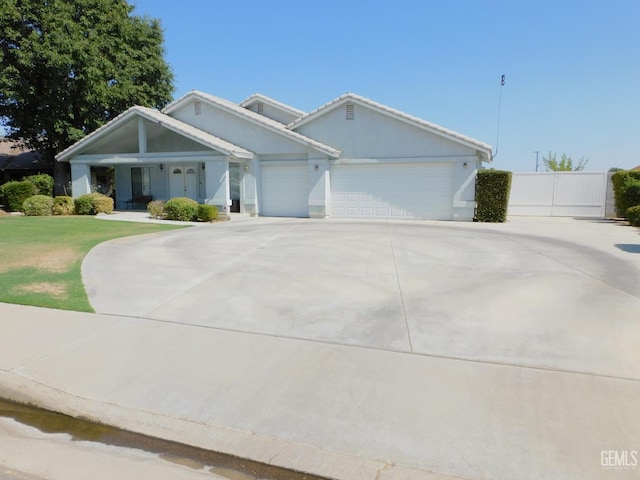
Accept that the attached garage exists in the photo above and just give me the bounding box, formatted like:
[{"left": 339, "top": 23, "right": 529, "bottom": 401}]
[
  {"left": 261, "top": 163, "right": 309, "bottom": 217},
  {"left": 330, "top": 163, "right": 454, "bottom": 220}
]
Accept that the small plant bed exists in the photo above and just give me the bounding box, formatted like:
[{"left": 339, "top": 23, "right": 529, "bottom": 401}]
[
  {"left": 148, "top": 198, "right": 221, "bottom": 222},
  {"left": 0, "top": 216, "right": 185, "bottom": 312}
]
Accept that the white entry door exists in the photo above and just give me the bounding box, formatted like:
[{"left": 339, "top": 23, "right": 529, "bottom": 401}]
[{"left": 170, "top": 165, "right": 198, "bottom": 201}]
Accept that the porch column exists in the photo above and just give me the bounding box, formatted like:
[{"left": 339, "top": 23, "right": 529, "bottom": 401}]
[
  {"left": 204, "top": 158, "right": 231, "bottom": 214},
  {"left": 70, "top": 163, "right": 91, "bottom": 197},
  {"left": 308, "top": 157, "right": 330, "bottom": 219},
  {"left": 243, "top": 157, "right": 259, "bottom": 216}
]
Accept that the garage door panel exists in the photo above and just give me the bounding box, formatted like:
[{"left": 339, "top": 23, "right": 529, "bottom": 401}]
[
  {"left": 331, "top": 163, "right": 453, "bottom": 220},
  {"left": 261, "top": 164, "right": 309, "bottom": 217}
]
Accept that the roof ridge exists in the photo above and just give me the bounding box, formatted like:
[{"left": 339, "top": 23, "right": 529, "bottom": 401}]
[
  {"left": 288, "top": 92, "right": 492, "bottom": 155},
  {"left": 239, "top": 93, "right": 305, "bottom": 116},
  {"left": 165, "top": 91, "right": 340, "bottom": 158}
]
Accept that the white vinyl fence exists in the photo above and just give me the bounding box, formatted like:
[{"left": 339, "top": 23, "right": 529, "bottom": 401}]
[{"left": 508, "top": 172, "right": 613, "bottom": 218}]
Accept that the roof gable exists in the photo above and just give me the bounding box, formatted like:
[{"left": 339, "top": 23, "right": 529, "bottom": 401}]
[
  {"left": 239, "top": 93, "right": 305, "bottom": 123},
  {"left": 56, "top": 106, "right": 254, "bottom": 162},
  {"left": 288, "top": 93, "right": 492, "bottom": 161},
  {"left": 163, "top": 91, "right": 340, "bottom": 158}
]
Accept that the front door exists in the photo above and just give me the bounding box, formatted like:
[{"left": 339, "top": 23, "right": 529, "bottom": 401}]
[{"left": 170, "top": 165, "right": 198, "bottom": 201}]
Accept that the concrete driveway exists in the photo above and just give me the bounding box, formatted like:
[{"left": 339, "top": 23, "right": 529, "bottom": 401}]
[{"left": 84, "top": 216, "right": 640, "bottom": 379}]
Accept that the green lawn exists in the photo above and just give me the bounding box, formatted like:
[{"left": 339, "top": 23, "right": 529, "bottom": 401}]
[{"left": 0, "top": 216, "right": 186, "bottom": 312}]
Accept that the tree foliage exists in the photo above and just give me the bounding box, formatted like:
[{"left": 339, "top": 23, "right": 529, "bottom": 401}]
[
  {"left": 543, "top": 152, "right": 589, "bottom": 171},
  {"left": 0, "top": 0, "right": 174, "bottom": 165}
]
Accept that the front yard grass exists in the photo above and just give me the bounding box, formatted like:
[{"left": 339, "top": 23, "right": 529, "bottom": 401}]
[{"left": 0, "top": 216, "right": 185, "bottom": 312}]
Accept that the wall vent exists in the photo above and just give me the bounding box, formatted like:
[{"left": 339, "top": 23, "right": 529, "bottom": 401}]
[
  {"left": 346, "top": 103, "right": 355, "bottom": 120},
  {"left": 256, "top": 102, "right": 264, "bottom": 114},
  {"left": 194, "top": 101, "right": 202, "bottom": 115}
]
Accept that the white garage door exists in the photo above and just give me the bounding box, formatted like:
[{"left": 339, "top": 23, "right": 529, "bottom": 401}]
[
  {"left": 331, "top": 163, "right": 454, "bottom": 220},
  {"left": 261, "top": 163, "right": 309, "bottom": 217}
]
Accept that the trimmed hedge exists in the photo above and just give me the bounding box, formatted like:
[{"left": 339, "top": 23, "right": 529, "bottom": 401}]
[
  {"left": 164, "top": 197, "right": 198, "bottom": 221},
  {"left": 626, "top": 205, "right": 640, "bottom": 227},
  {"left": 0, "top": 180, "right": 37, "bottom": 211},
  {"left": 53, "top": 196, "right": 75, "bottom": 215},
  {"left": 611, "top": 170, "right": 640, "bottom": 217},
  {"left": 24, "top": 174, "right": 54, "bottom": 197},
  {"left": 475, "top": 169, "right": 512, "bottom": 222},
  {"left": 23, "top": 195, "right": 54, "bottom": 216},
  {"left": 75, "top": 193, "right": 114, "bottom": 215},
  {"left": 147, "top": 200, "right": 165, "bottom": 219},
  {"left": 197, "top": 204, "right": 218, "bottom": 222},
  {"left": 75, "top": 195, "right": 95, "bottom": 215},
  {"left": 89, "top": 192, "right": 114, "bottom": 214}
]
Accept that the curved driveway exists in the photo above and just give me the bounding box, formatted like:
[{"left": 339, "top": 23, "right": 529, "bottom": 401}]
[{"left": 83, "top": 217, "right": 640, "bottom": 379}]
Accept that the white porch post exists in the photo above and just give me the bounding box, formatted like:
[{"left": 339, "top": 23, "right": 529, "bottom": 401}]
[
  {"left": 242, "top": 157, "right": 259, "bottom": 216},
  {"left": 204, "top": 158, "right": 231, "bottom": 214},
  {"left": 308, "top": 157, "right": 330, "bottom": 218},
  {"left": 70, "top": 163, "right": 91, "bottom": 197}
]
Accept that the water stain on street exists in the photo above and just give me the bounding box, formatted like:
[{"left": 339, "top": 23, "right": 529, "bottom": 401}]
[{"left": 0, "top": 399, "right": 328, "bottom": 480}]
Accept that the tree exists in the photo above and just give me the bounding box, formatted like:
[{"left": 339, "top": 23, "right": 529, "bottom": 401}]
[
  {"left": 0, "top": 0, "right": 174, "bottom": 192},
  {"left": 543, "top": 152, "right": 589, "bottom": 171}
]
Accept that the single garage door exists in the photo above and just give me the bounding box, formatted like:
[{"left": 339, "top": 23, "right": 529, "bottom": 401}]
[
  {"left": 261, "top": 163, "right": 309, "bottom": 217},
  {"left": 331, "top": 163, "right": 454, "bottom": 220}
]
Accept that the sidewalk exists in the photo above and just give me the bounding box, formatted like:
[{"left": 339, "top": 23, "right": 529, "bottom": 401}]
[{"left": 1, "top": 300, "right": 639, "bottom": 479}]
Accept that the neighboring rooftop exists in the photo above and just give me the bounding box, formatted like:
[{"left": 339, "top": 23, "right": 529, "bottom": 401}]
[{"left": 0, "top": 137, "right": 48, "bottom": 172}]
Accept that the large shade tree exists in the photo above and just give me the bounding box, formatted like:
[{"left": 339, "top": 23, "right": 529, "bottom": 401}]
[{"left": 0, "top": 0, "right": 174, "bottom": 191}]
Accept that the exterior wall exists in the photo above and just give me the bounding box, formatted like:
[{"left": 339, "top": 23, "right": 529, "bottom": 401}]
[
  {"left": 170, "top": 101, "right": 314, "bottom": 156},
  {"left": 244, "top": 102, "right": 300, "bottom": 125}
]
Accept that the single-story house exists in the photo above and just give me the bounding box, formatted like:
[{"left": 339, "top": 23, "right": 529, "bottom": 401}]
[
  {"left": 56, "top": 91, "right": 492, "bottom": 221},
  {"left": 0, "top": 137, "right": 52, "bottom": 185}
]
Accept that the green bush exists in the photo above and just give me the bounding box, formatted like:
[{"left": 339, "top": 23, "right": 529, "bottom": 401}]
[
  {"left": 74, "top": 195, "right": 95, "bottom": 215},
  {"left": 163, "top": 197, "right": 198, "bottom": 221},
  {"left": 88, "top": 192, "right": 114, "bottom": 214},
  {"left": 0, "top": 180, "right": 37, "bottom": 211},
  {"left": 475, "top": 169, "right": 512, "bottom": 222},
  {"left": 611, "top": 170, "right": 640, "bottom": 217},
  {"left": 22, "top": 195, "right": 54, "bottom": 216},
  {"left": 197, "top": 204, "right": 218, "bottom": 222},
  {"left": 24, "top": 174, "right": 54, "bottom": 197},
  {"left": 626, "top": 205, "right": 640, "bottom": 227},
  {"left": 147, "top": 200, "right": 165, "bottom": 219},
  {"left": 53, "top": 196, "right": 75, "bottom": 215}
]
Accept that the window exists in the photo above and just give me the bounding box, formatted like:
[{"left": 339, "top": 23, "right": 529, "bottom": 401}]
[{"left": 131, "top": 167, "right": 152, "bottom": 197}]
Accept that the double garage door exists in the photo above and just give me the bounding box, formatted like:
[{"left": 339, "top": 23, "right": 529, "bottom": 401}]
[
  {"left": 261, "top": 162, "right": 454, "bottom": 220},
  {"left": 331, "top": 163, "right": 454, "bottom": 220}
]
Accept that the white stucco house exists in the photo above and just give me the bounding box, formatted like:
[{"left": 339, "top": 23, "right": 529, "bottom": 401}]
[{"left": 56, "top": 91, "right": 492, "bottom": 221}]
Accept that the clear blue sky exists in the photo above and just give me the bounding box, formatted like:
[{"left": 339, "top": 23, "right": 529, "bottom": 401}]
[{"left": 132, "top": 0, "right": 640, "bottom": 172}]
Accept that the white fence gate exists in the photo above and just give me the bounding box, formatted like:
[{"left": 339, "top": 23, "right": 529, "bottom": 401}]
[{"left": 508, "top": 172, "right": 612, "bottom": 218}]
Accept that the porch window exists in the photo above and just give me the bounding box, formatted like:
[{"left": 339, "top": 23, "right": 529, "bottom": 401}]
[{"left": 131, "top": 167, "right": 152, "bottom": 197}]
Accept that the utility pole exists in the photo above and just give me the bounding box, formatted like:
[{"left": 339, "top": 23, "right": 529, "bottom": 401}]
[{"left": 534, "top": 150, "right": 540, "bottom": 172}]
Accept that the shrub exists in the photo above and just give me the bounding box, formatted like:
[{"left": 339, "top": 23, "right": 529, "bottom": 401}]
[
  {"left": 89, "top": 192, "right": 114, "bottom": 214},
  {"left": 24, "top": 174, "right": 54, "bottom": 197},
  {"left": 611, "top": 170, "right": 640, "bottom": 217},
  {"left": 52, "top": 196, "right": 75, "bottom": 215},
  {"left": 74, "top": 195, "right": 95, "bottom": 215},
  {"left": 147, "top": 200, "right": 165, "bottom": 219},
  {"left": 626, "top": 205, "right": 640, "bottom": 227},
  {"left": 475, "top": 169, "right": 512, "bottom": 222},
  {"left": 163, "top": 197, "right": 198, "bottom": 221},
  {"left": 22, "top": 195, "right": 54, "bottom": 216},
  {"left": 197, "top": 204, "right": 218, "bottom": 222},
  {"left": 0, "top": 180, "right": 37, "bottom": 211}
]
